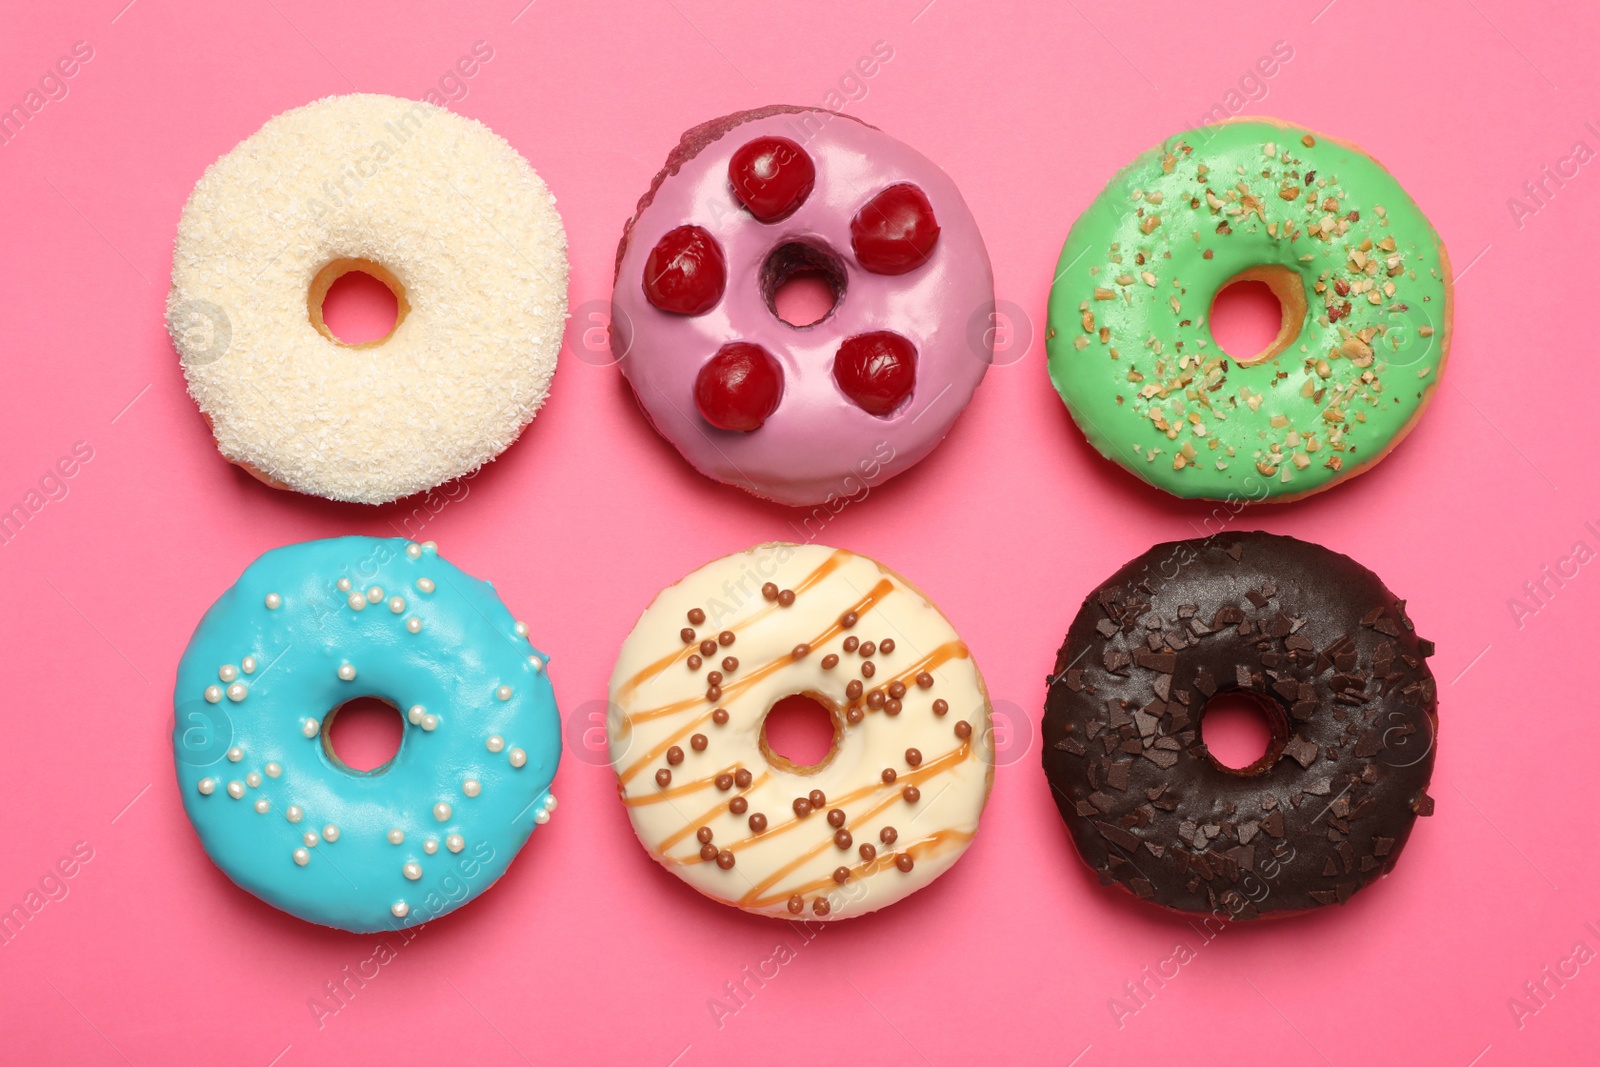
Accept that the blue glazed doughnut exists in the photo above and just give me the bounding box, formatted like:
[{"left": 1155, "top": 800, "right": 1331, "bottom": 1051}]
[{"left": 173, "top": 536, "right": 560, "bottom": 933}]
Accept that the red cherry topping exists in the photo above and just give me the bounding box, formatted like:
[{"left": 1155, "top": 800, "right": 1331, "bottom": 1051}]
[
  {"left": 850, "top": 183, "right": 940, "bottom": 275},
  {"left": 729, "top": 137, "right": 816, "bottom": 223},
  {"left": 833, "top": 332, "right": 917, "bottom": 416},
  {"left": 695, "top": 343, "right": 783, "bottom": 432},
  {"left": 643, "top": 225, "right": 726, "bottom": 315}
]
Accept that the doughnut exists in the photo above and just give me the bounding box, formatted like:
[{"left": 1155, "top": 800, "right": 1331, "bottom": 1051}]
[
  {"left": 1047, "top": 118, "right": 1452, "bottom": 501},
  {"left": 608, "top": 543, "right": 993, "bottom": 919},
  {"left": 611, "top": 106, "right": 994, "bottom": 507},
  {"left": 1042, "top": 531, "right": 1437, "bottom": 919},
  {"left": 173, "top": 536, "right": 560, "bottom": 932},
  {"left": 168, "top": 93, "right": 568, "bottom": 504}
]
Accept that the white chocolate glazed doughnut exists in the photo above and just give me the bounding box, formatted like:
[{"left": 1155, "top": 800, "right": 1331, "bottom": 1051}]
[
  {"left": 608, "top": 543, "right": 993, "bottom": 920},
  {"left": 167, "top": 94, "right": 568, "bottom": 504}
]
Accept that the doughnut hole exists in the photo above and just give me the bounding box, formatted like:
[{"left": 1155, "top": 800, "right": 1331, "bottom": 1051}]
[
  {"left": 1208, "top": 264, "right": 1306, "bottom": 367},
  {"left": 1198, "top": 690, "right": 1288, "bottom": 776},
  {"left": 761, "top": 242, "right": 846, "bottom": 328},
  {"left": 759, "top": 693, "right": 842, "bottom": 773},
  {"left": 309, "top": 258, "right": 410, "bottom": 347},
  {"left": 323, "top": 696, "right": 405, "bottom": 773}
]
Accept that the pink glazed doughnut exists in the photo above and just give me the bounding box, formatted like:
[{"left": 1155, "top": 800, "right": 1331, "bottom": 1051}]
[{"left": 612, "top": 107, "right": 995, "bottom": 507}]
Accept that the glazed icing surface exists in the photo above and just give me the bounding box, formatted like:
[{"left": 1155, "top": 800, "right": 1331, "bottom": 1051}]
[
  {"left": 613, "top": 108, "right": 994, "bottom": 507},
  {"left": 173, "top": 536, "right": 560, "bottom": 933},
  {"left": 1047, "top": 119, "right": 1451, "bottom": 500},
  {"left": 608, "top": 543, "right": 993, "bottom": 919}
]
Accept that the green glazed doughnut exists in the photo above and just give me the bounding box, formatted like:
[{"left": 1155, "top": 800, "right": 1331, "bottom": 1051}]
[{"left": 1046, "top": 118, "right": 1452, "bottom": 502}]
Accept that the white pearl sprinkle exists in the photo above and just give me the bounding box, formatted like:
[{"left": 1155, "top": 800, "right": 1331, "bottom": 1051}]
[
  {"left": 514, "top": 621, "right": 529, "bottom": 638},
  {"left": 367, "top": 586, "right": 384, "bottom": 604},
  {"left": 421, "top": 714, "right": 438, "bottom": 731},
  {"left": 348, "top": 592, "right": 367, "bottom": 611},
  {"left": 407, "top": 705, "right": 425, "bottom": 724},
  {"left": 337, "top": 664, "right": 357, "bottom": 681},
  {"left": 424, "top": 838, "right": 439, "bottom": 855},
  {"left": 392, "top": 900, "right": 410, "bottom": 917},
  {"left": 403, "top": 862, "right": 422, "bottom": 881},
  {"left": 245, "top": 772, "right": 262, "bottom": 788},
  {"left": 241, "top": 656, "right": 257, "bottom": 674},
  {"left": 293, "top": 848, "right": 310, "bottom": 866},
  {"left": 486, "top": 735, "right": 505, "bottom": 753},
  {"left": 544, "top": 794, "right": 558, "bottom": 812},
  {"left": 303, "top": 831, "right": 319, "bottom": 848},
  {"left": 302, "top": 719, "right": 320, "bottom": 738},
  {"left": 416, "top": 578, "right": 435, "bottom": 594},
  {"left": 265, "top": 593, "right": 282, "bottom": 609},
  {"left": 254, "top": 798, "right": 270, "bottom": 814},
  {"left": 534, "top": 809, "right": 551, "bottom": 825},
  {"left": 227, "top": 780, "right": 245, "bottom": 799},
  {"left": 496, "top": 685, "right": 513, "bottom": 702},
  {"left": 406, "top": 617, "right": 423, "bottom": 634},
  {"left": 422, "top": 541, "right": 437, "bottom": 552},
  {"left": 218, "top": 664, "right": 238, "bottom": 683},
  {"left": 387, "top": 828, "right": 405, "bottom": 845},
  {"left": 406, "top": 543, "right": 422, "bottom": 559},
  {"left": 226, "top": 746, "right": 243, "bottom": 762},
  {"left": 509, "top": 748, "right": 527, "bottom": 768},
  {"left": 337, "top": 577, "right": 352, "bottom": 592},
  {"left": 226, "top": 682, "right": 247, "bottom": 702},
  {"left": 433, "top": 801, "right": 452, "bottom": 822},
  {"left": 286, "top": 805, "right": 303, "bottom": 823},
  {"left": 462, "top": 779, "right": 481, "bottom": 798},
  {"left": 197, "top": 778, "right": 216, "bottom": 795},
  {"left": 265, "top": 762, "right": 282, "bottom": 778},
  {"left": 529, "top": 655, "right": 544, "bottom": 673},
  {"left": 204, "top": 685, "right": 222, "bottom": 704},
  {"left": 446, "top": 834, "right": 465, "bottom": 853},
  {"left": 388, "top": 596, "right": 406, "bottom": 614},
  {"left": 323, "top": 824, "right": 340, "bottom": 843}
]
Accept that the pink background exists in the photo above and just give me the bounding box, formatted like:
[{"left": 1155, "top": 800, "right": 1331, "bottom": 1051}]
[{"left": 2, "top": 1, "right": 1596, "bottom": 1064}]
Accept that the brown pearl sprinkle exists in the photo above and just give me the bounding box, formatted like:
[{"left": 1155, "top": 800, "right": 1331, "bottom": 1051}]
[
  {"left": 884, "top": 699, "right": 902, "bottom": 716},
  {"left": 734, "top": 768, "right": 753, "bottom": 789},
  {"left": 821, "top": 653, "right": 839, "bottom": 670},
  {"left": 792, "top": 643, "right": 811, "bottom": 659},
  {"left": 905, "top": 748, "right": 923, "bottom": 767},
  {"left": 718, "top": 630, "right": 735, "bottom": 647},
  {"left": 699, "top": 639, "right": 717, "bottom": 657},
  {"left": 808, "top": 789, "right": 827, "bottom": 808},
  {"left": 843, "top": 636, "right": 860, "bottom": 653},
  {"left": 706, "top": 671, "right": 723, "bottom": 686},
  {"left": 861, "top": 661, "right": 876, "bottom": 679},
  {"left": 859, "top": 641, "right": 876, "bottom": 657},
  {"left": 916, "top": 672, "right": 934, "bottom": 689},
  {"left": 777, "top": 590, "right": 796, "bottom": 607},
  {"left": 793, "top": 798, "right": 812, "bottom": 817},
  {"left": 840, "top": 611, "right": 859, "bottom": 629},
  {"left": 834, "top": 829, "right": 853, "bottom": 850},
  {"left": 680, "top": 628, "right": 696, "bottom": 644},
  {"left": 812, "top": 897, "right": 831, "bottom": 916},
  {"left": 716, "top": 850, "right": 736, "bottom": 870},
  {"left": 845, "top": 707, "right": 864, "bottom": 725},
  {"left": 655, "top": 769, "right": 672, "bottom": 787},
  {"left": 881, "top": 768, "right": 897, "bottom": 784},
  {"left": 954, "top": 720, "right": 973, "bottom": 740},
  {"left": 687, "top": 654, "right": 702, "bottom": 670},
  {"left": 867, "top": 689, "right": 886, "bottom": 710},
  {"left": 932, "top": 698, "right": 949, "bottom": 716},
  {"left": 687, "top": 608, "right": 706, "bottom": 625},
  {"left": 859, "top": 843, "right": 877, "bottom": 863},
  {"left": 888, "top": 681, "right": 907, "bottom": 700},
  {"left": 666, "top": 746, "right": 684, "bottom": 765},
  {"left": 722, "top": 656, "right": 738, "bottom": 672},
  {"left": 749, "top": 812, "right": 768, "bottom": 832},
  {"left": 879, "top": 639, "right": 895, "bottom": 654},
  {"left": 696, "top": 826, "right": 714, "bottom": 844},
  {"left": 833, "top": 866, "right": 850, "bottom": 884},
  {"left": 706, "top": 686, "right": 722, "bottom": 701},
  {"left": 690, "top": 733, "right": 708, "bottom": 751},
  {"left": 787, "top": 894, "right": 804, "bottom": 915},
  {"left": 762, "top": 583, "right": 779, "bottom": 601},
  {"left": 903, "top": 786, "right": 921, "bottom": 803},
  {"left": 715, "top": 773, "right": 734, "bottom": 791},
  {"left": 700, "top": 843, "right": 719, "bottom": 861},
  {"left": 826, "top": 808, "right": 846, "bottom": 828},
  {"left": 846, "top": 680, "right": 863, "bottom": 700},
  {"left": 895, "top": 853, "right": 915, "bottom": 873},
  {"left": 880, "top": 826, "right": 898, "bottom": 845},
  {"left": 730, "top": 796, "right": 748, "bottom": 815},
  {"left": 712, "top": 708, "right": 729, "bottom": 725}
]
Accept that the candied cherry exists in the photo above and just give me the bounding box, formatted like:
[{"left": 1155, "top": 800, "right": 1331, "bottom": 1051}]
[
  {"left": 695, "top": 343, "right": 783, "bottom": 432},
  {"left": 833, "top": 332, "right": 916, "bottom": 416},
  {"left": 644, "top": 225, "right": 726, "bottom": 315},
  {"left": 850, "top": 183, "right": 940, "bottom": 275},
  {"left": 729, "top": 137, "right": 816, "bottom": 223}
]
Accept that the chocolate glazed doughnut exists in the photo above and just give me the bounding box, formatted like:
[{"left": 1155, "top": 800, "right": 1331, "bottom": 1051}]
[{"left": 1042, "top": 532, "right": 1437, "bottom": 919}]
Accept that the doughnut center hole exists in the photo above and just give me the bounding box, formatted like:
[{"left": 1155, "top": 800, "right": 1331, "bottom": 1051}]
[
  {"left": 760, "top": 693, "right": 841, "bottom": 773},
  {"left": 1199, "top": 690, "right": 1288, "bottom": 776},
  {"left": 1208, "top": 265, "right": 1306, "bottom": 367},
  {"left": 323, "top": 696, "right": 405, "bottom": 773},
  {"left": 761, "top": 242, "right": 845, "bottom": 327},
  {"left": 309, "top": 258, "right": 409, "bottom": 347}
]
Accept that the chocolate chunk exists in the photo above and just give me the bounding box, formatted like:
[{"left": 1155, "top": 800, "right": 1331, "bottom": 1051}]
[
  {"left": 1284, "top": 738, "right": 1319, "bottom": 768},
  {"left": 1096, "top": 619, "right": 1119, "bottom": 638},
  {"left": 1135, "top": 649, "right": 1177, "bottom": 674},
  {"left": 1195, "top": 668, "right": 1217, "bottom": 697},
  {"left": 1260, "top": 811, "right": 1285, "bottom": 838},
  {"left": 1094, "top": 820, "right": 1141, "bottom": 853}
]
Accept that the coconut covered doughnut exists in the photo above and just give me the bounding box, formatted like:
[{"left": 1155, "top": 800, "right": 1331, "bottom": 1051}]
[
  {"left": 168, "top": 93, "right": 568, "bottom": 504},
  {"left": 608, "top": 543, "right": 994, "bottom": 919}
]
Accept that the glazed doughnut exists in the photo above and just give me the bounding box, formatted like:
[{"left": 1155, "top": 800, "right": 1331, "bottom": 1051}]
[
  {"left": 1042, "top": 532, "right": 1437, "bottom": 919},
  {"left": 168, "top": 93, "right": 568, "bottom": 504},
  {"left": 608, "top": 543, "right": 993, "bottom": 919},
  {"left": 1047, "top": 118, "right": 1452, "bottom": 501},
  {"left": 612, "top": 106, "right": 994, "bottom": 507},
  {"left": 173, "top": 536, "right": 560, "bottom": 932}
]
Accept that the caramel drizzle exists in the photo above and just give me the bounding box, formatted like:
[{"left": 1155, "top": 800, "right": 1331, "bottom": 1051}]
[
  {"left": 614, "top": 549, "right": 851, "bottom": 704},
  {"left": 622, "top": 763, "right": 747, "bottom": 807},
  {"left": 741, "top": 828, "right": 975, "bottom": 911},
  {"left": 617, "top": 578, "right": 897, "bottom": 786},
  {"left": 653, "top": 773, "right": 775, "bottom": 853}
]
